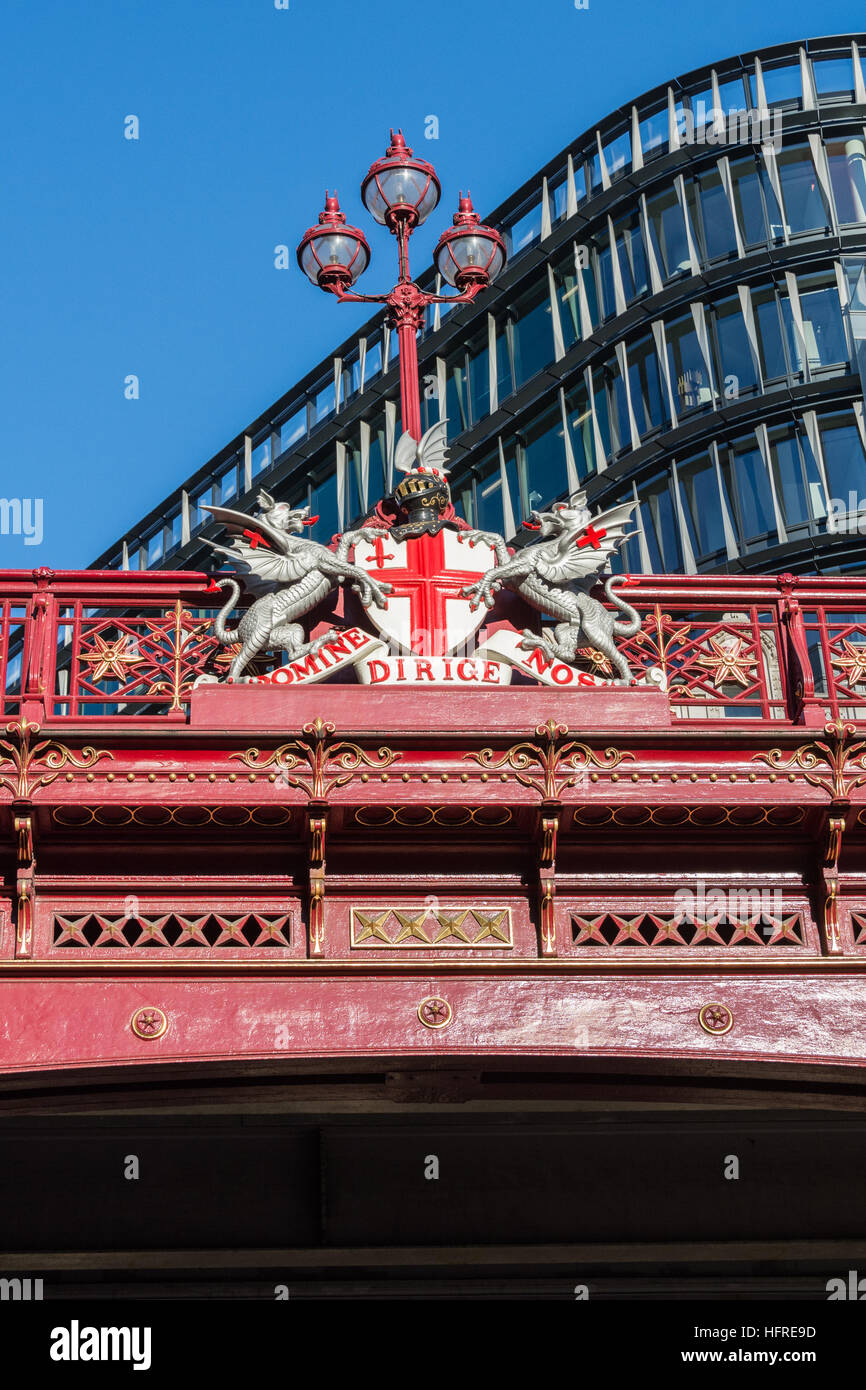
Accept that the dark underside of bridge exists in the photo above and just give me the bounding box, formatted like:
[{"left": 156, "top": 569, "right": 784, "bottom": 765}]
[{"left": 3, "top": 1058, "right": 866, "bottom": 1300}]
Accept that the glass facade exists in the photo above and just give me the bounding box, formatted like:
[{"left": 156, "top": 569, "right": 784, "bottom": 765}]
[{"left": 95, "top": 36, "right": 866, "bottom": 581}]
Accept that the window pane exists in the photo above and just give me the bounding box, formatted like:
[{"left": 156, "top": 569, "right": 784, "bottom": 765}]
[
  {"left": 194, "top": 487, "right": 213, "bottom": 529},
  {"left": 444, "top": 354, "right": 469, "bottom": 439},
  {"left": 639, "top": 474, "right": 681, "bottom": 570},
  {"left": 591, "top": 368, "right": 611, "bottom": 462},
  {"left": 609, "top": 361, "right": 630, "bottom": 452},
  {"left": 731, "top": 155, "right": 768, "bottom": 247},
  {"left": 219, "top": 464, "right": 238, "bottom": 503},
  {"left": 646, "top": 188, "right": 690, "bottom": 279},
  {"left": 146, "top": 530, "right": 164, "bottom": 566},
  {"left": 563, "top": 379, "right": 596, "bottom": 482},
  {"left": 467, "top": 335, "right": 491, "bottom": 423},
  {"left": 367, "top": 421, "right": 387, "bottom": 500},
  {"left": 827, "top": 136, "right": 866, "bottom": 224},
  {"left": 754, "top": 290, "right": 788, "bottom": 380},
  {"left": 494, "top": 324, "right": 513, "bottom": 402},
  {"left": 814, "top": 57, "right": 854, "bottom": 98},
  {"left": 820, "top": 414, "right": 866, "bottom": 502},
  {"left": 690, "top": 88, "right": 714, "bottom": 128},
  {"left": 717, "top": 76, "right": 749, "bottom": 113},
  {"left": 476, "top": 451, "right": 521, "bottom": 536},
  {"left": 628, "top": 335, "right": 668, "bottom": 434},
  {"left": 550, "top": 177, "right": 568, "bottom": 224},
  {"left": 252, "top": 439, "right": 270, "bottom": 476},
  {"left": 509, "top": 284, "right": 554, "bottom": 388},
  {"left": 638, "top": 108, "right": 667, "bottom": 159},
  {"left": 730, "top": 441, "right": 777, "bottom": 545},
  {"left": 279, "top": 408, "right": 306, "bottom": 455},
  {"left": 797, "top": 281, "right": 848, "bottom": 368},
  {"left": 345, "top": 438, "right": 364, "bottom": 524},
  {"left": 521, "top": 407, "right": 568, "bottom": 511},
  {"left": 554, "top": 260, "right": 581, "bottom": 352},
  {"left": 509, "top": 203, "right": 543, "bottom": 255},
  {"left": 777, "top": 145, "right": 829, "bottom": 234},
  {"left": 365, "top": 339, "right": 383, "bottom": 382},
  {"left": 771, "top": 429, "right": 810, "bottom": 528},
  {"left": 752, "top": 63, "right": 801, "bottom": 106},
  {"left": 666, "top": 315, "right": 711, "bottom": 413},
  {"left": 603, "top": 130, "right": 631, "bottom": 178},
  {"left": 597, "top": 238, "right": 617, "bottom": 317},
  {"left": 309, "top": 470, "right": 338, "bottom": 542},
  {"left": 696, "top": 167, "right": 737, "bottom": 260},
  {"left": 678, "top": 455, "right": 727, "bottom": 560},
  {"left": 314, "top": 381, "right": 336, "bottom": 424},
  {"left": 614, "top": 214, "right": 648, "bottom": 300},
  {"left": 170, "top": 512, "right": 183, "bottom": 549},
  {"left": 714, "top": 297, "right": 758, "bottom": 394}
]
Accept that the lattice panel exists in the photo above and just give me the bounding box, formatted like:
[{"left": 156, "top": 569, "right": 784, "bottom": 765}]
[
  {"left": 351, "top": 905, "right": 512, "bottom": 949},
  {"left": 612, "top": 605, "right": 785, "bottom": 720},
  {"left": 52, "top": 911, "right": 291, "bottom": 951},
  {"left": 54, "top": 603, "right": 226, "bottom": 717},
  {"left": 571, "top": 909, "right": 808, "bottom": 949}
]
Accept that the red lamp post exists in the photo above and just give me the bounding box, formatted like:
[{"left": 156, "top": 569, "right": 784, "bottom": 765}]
[{"left": 297, "top": 130, "right": 506, "bottom": 443}]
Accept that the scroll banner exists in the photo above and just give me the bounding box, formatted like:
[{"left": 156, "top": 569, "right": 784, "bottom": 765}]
[
  {"left": 249, "top": 624, "right": 664, "bottom": 690},
  {"left": 251, "top": 628, "right": 383, "bottom": 687},
  {"left": 250, "top": 627, "right": 514, "bottom": 687},
  {"left": 474, "top": 629, "right": 667, "bottom": 691}
]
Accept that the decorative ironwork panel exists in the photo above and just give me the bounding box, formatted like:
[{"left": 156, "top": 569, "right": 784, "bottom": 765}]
[
  {"left": 49, "top": 910, "right": 291, "bottom": 955},
  {"left": 568, "top": 898, "right": 816, "bottom": 953},
  {"left": 350, "top": 905, "right": 513, "bottom": 949},
  {"left": 615, "top": 603, "right": 786, "bottom": 720},
  {"left": 54, "top": 602, "right": 221, "bottom": 717}
]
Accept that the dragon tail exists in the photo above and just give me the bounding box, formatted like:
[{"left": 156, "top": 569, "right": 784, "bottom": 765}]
[
  {"left": 605, "top": 575, "right": 641, "bottom": 638},
  {"left": 213, "top": 579, "right": 241, "bottom": 644}
]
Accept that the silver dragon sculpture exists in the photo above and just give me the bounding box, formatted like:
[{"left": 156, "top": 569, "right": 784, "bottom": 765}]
[
  {"left": 461, "top": 493, "right": 641, "bottom": 683},
  {"left": 202, "top": 490, "right": 392, "bottom": 682}
]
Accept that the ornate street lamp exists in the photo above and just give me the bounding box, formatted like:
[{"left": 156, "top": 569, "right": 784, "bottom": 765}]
[{"left": 297, "top": 130, "right": 506, "bottom": 443}]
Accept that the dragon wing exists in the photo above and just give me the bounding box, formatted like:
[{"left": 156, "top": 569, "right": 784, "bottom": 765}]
[
  {"left": 201, "top": 504, "right": 315, "bottom": 598},
  {"left": 417, "top": 420, "right": 450, "bottom": 474},
  {"left": 393, "top": 431, "right": 418, "bottom": 474},
  {"left": 204, "top": 534, "right": 322, "bottom": 597},
  {"left": 201, "top": 503, "right": 291, "bottom": 553},
  {"left": 535, "top": 500, "right": 638, "bottom": 584}
]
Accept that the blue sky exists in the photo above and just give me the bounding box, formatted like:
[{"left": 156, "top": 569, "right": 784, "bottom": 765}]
[{"left": 2, "top": 0, "right": 864, "bottom": 567}]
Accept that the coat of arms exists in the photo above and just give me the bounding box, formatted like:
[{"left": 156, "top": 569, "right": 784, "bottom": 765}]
[{"left": 198, "top": 420, "right": 659, "bottom": 692}]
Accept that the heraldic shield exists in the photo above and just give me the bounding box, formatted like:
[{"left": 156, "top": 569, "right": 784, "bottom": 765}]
[{"left": 354, "top": 528, "right": 498, "bottom": 656}]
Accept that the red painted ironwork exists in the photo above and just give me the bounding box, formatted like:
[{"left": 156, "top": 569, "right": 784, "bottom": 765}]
[{"left": 3, "top": 565, "right": 866, "bottom": 1083}]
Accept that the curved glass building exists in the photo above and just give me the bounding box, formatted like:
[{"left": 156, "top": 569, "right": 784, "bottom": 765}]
[{"left": 96, "top": 33, "right": 866, "bottom": 577}]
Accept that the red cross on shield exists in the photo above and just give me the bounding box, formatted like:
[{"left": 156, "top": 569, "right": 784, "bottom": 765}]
[{"left": 356, "top": 528, "right": 498, "bottom": 655}]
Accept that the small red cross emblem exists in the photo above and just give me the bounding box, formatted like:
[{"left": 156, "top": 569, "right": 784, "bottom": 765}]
[
  {"left": 243, "top": 529, "right": 271, "bottom": 550},
  {"left": 365, "top": 536, "right": 395, "bottom": 568},
  {"left": 575, "top": 524, "right": 607, "bottom": 550}
]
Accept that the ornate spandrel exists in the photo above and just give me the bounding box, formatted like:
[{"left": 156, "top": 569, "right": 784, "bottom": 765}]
[
  {"left": 230, "top": 717, "right": 400, "bottom": 801},
  {"left": 464, "top": 719, "right": 633, "bottom": 802},
  {"left": 0, "top": 718, "right": 112, "bottom": 801}
]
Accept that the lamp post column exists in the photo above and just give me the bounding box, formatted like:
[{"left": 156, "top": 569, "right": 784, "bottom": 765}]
[{"left": 389, "top": 284, "right": 425, "bottom": 443}]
